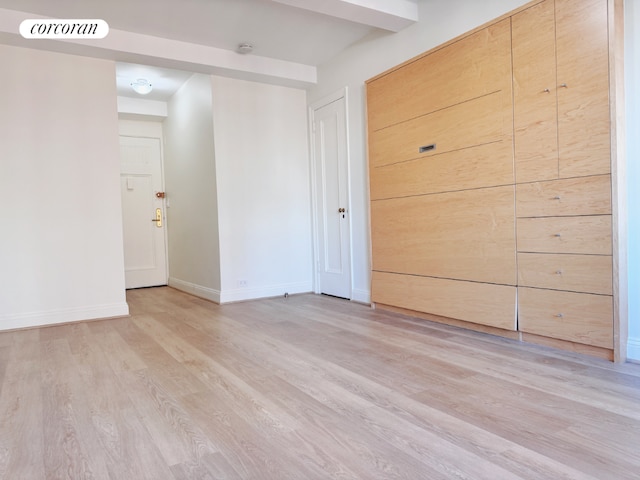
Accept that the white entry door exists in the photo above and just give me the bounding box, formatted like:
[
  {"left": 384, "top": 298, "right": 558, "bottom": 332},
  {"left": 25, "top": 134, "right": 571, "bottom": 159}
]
[
  {"left": 312, "top": 92, "right": 351, "bottom": 299},
  {"left": 119, "top": 136, "right": 167, "bottom": 289}
]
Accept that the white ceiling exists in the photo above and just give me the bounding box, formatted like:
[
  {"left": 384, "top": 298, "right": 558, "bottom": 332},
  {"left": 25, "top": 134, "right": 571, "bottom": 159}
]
[{"left": 0, "top": 0, "right": 418, "bottom": 99}]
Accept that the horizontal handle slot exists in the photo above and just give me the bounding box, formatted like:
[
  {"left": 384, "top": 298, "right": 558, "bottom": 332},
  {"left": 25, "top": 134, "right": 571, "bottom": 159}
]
[{"left": 419, "top": 143, "right": 436, "bottom": 153}]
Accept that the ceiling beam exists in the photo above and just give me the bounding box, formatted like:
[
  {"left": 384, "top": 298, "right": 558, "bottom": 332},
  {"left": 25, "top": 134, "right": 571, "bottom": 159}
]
[
  {"left": 0, "top": 8, "right": 317, "bottom": 88},
  {"left": 271, "top": 0, "right": 418, "bottom": 32}
]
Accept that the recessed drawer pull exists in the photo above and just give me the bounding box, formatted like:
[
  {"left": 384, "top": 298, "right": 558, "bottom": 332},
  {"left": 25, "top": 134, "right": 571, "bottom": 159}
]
[
  {"left": 419, "top": 143, "right": 436, "bottom": 153},
  {"left": 554, "top": 233, "right": 562, "bottom": 237},
  {"left": 553, "top": 196, "right": 561, "bottom": 200},
  {"left": 555, "top": 270, "right": 563, "bottom": 275},
  {"left": 559, "top": 83, "right": 568, "bottom": 88},
  {"left": 555, "top": 313, "right": 564, "bottom": 318}
]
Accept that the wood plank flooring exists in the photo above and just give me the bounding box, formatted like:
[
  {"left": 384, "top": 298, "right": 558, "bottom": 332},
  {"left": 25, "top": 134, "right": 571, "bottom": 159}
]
[{"left": 1, "top": 287, "right": 639, "bottom": 479}]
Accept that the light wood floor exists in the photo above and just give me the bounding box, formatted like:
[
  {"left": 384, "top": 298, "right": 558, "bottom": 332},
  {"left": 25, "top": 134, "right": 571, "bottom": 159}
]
[{"left": 1, "top": 287, "right": 639, "bottom": 479}]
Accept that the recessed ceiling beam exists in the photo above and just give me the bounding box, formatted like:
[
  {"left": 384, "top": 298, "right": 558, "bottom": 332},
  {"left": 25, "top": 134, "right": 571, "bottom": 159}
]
[{"left": 271, "top": 0, "right": 418, "bottom": 32}]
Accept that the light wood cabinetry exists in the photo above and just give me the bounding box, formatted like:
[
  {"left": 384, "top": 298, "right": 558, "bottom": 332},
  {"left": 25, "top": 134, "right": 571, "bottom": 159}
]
[
  {"left": 515, "top": 175, "right": 611, "bottom": 218},
  {"left": 517, "top": 253, "right": 613, "bottom": 295},
  {"left": 366, "top": 0, "right": 622, "bottom": 359},
  {"left": 512, "top": 0, "right": 558, "bottom": 183},
  {"left": 371, "top": 186, "right": 516, "bottom": 285},
  {"left": 367, "top": 19, "right": 512, "bottom": 132},
  {"left": 516, "top": 216, "right": 612, "bottom": 255},
  {"left": 512, "top": 0, "right": 611, "bottom": 183},
  {"left": 372, "top": 272, "right": 517, "bottom": 331},
  {"left": 555, "top": 0, "right": 611, "bottom": 178},
  {"left": 512, "top": 0, "right": 614, "bottom": 355},
  {"left": 367, "top": 16, "right": 516, "bottom": 330},
  {"left": 518, "top": 288, "right": 613, "bottom": 348}
]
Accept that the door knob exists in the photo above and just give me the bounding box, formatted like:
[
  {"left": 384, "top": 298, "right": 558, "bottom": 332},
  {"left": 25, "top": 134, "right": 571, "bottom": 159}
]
[{"left": 338, "top": 208, "right": 346, "bottom": 213}]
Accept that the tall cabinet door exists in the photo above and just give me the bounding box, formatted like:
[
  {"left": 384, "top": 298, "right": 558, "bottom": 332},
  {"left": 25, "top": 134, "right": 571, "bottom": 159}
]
[
  {"left": 512, "top": 0, "right": 558, "bottom": 183},
  {"left": 556, "top": 0, "right": 610, "bottom": 178}
]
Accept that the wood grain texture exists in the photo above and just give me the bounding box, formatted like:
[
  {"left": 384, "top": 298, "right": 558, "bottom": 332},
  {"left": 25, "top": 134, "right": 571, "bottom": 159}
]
[
  {"left": 371, "top": 186, "right": 517, "bottom": 285},
  {"left": 516, "top": 175, "right": 612, "bottom": 218},
  {"left": 369, "top": 140, "right": 514, "bottom": 200},
  {"left": 366, "top": 19, "right": 512, "bottom": 132},
  {"left": 556, "top": 0, "right": 611, "bottom": 178},
  {"left": 371, "top": 271, "right": 517, "bottom": 330},
  {"left": 518, "top": 287, "right": 613, "bottom": 348},
  {"left": 512, "top": 0, "right": 559, "bottom": 183},
  {"left": 517, "top": 252, "right": 613, "bottom": 295},
  {"left": 516, "top": 215, "right": 612, "bottom": 255},
  {"left": 1, "top": 287, "right": 640, "bottom": 479},
  {"left": 368, "top": 90, "right": 511, "bottom": 169}
]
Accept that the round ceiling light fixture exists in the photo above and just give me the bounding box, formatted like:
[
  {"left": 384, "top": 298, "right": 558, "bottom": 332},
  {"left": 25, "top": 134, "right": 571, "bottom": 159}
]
[
  {"left": 237, "top": 43, "right": 253, "bottom": 54},
  {"left": 130, "top": 78, "right": 153, "bottom": 95}
]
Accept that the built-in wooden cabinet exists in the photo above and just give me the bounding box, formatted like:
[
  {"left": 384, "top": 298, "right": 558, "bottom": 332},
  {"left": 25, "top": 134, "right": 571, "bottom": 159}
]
[
  {"left": 367, "top": 17, "right": 517, "bottom": 332},
  {"left": 366, "top": 0, "right": 623, "bottom": 360},
  {"left": 512, "top": 0, "right": 611, "bottom": 182},
  {"left": 512, "top": 0, "right": 614, "bottom": 353}
]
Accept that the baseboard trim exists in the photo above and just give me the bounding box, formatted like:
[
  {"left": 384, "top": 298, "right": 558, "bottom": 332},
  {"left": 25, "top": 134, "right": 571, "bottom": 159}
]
[
  {"left": 627, "top": 337, "right": 640, "bottom": 362},
  {"left": 0, "top": 302, "right": 130, "bottom": 331},
  {"left": 220, "top": 281, "right": 312, "bottom": 304},
  {"left": 168, "top": 277, "right": 221, "bottom": 304}
]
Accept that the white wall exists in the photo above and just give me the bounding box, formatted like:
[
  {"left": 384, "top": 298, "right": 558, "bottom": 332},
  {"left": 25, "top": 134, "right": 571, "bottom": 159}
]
[
  {"left": 625, "top": 0, "right": 639, "bottom": 361},
  {"left": 0, "top": 44, "right": 128, "bottom": 328},
  {"left": 163, "top": 74, "right": 222, "bottom": 301},
  {"left": 307, "top": 0, "right": 531, "bottom": 303},
  {"left": 211, "top": 76, "right": 313, "bottom": 302}
]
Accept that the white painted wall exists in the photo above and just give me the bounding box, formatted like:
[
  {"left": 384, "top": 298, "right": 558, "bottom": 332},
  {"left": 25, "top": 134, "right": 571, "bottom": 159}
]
[
  {"left": 211, "top": 76, "right": 313, "bottom": 302},
  {"left": 307, "top": 0, "right": 531, "bottom": 303},
  {"left": 117, "top": 96, "right": 168, "bottom": 120},
  {"left": 119, "top": 118, "right": 164, "bottom": 138},
  {"left": 163, "top": 74, "right": 222, "bottom": 301},
  {"left": 625, "top": 0, "right": 639, "bottom": 361},
  {"left": 0, "top": 44, "right": 128, "bottom": 328}
]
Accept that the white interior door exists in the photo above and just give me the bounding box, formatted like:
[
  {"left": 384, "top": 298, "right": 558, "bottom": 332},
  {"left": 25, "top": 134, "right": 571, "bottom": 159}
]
[
  {"left": 312, "top": 93, "right": 352, "bottom": 299},
  {"left": 120, "top": 136, "right": 167, "bottom": 289}
]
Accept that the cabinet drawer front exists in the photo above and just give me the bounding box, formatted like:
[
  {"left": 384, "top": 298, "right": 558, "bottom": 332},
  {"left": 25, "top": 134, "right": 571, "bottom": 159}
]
[
  {"left": 367, "top": 19, "right": 511, "bottom": 132},
  {"left": 368, "top": 90, "right": 511, "bottom": 169},
  {"left": 371, "top": 186, "right": 516, "bottom": 285},
  {"left": 516, "top": 175, "right": 611, "bottom": 217},
  {"left": 518, "top": 287, "right": 612, "bottom": 348},
  {"left": 517, "top": 215, "right": 611, "bottom": 255},
  {"left": 517, "top": 253, "right": 612, "bottom": 295},
  {"left": 372, "top": 271, "right": 517, "bottom": 331}
]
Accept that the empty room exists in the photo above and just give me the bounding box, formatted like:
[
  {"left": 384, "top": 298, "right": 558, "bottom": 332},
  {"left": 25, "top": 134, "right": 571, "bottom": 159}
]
[{"left": 0, "top": 0, "right": 639, "bottom": 478}]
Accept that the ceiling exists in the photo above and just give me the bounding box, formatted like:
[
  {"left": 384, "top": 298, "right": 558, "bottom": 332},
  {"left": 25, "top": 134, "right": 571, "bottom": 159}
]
[{"left": 0, "top": 0, "right": 418, "bottom": 99}]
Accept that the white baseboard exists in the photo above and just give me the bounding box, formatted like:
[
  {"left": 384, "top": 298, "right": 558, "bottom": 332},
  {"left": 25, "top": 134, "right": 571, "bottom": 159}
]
[
  {"left": 0, "top": 302, "right": 130, "bottom": 331},
  {"left": 351, "top": 288, "right": 371, "bottom": 305},
  {"left": 627, "top": 337, "right": 640, "bottom": 362},
  {"left": 220, "top": 281, "right": 312, "bottom": 304},
  {"left": 168, "top": 277, "right": 221, "bottom": 303}
]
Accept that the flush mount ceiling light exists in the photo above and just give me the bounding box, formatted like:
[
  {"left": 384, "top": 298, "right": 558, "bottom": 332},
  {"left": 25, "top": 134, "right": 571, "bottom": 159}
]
[
  {"left": 237, "top": 43, "right": 253, "bottom": 54},
  {"left": 130, "top": 78, "right": 153, "bottom": 95}
]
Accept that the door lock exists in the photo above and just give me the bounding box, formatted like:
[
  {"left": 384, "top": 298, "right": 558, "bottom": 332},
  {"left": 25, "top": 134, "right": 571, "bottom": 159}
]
[{"left": 151, "top": 208, "right": 162, "bottom": 227}]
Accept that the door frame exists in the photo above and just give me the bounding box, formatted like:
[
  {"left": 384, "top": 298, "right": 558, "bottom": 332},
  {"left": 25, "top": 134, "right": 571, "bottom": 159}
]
[
  {"left": 308, "top": 87, "right": 353, "bottom": 299},
  {"left": 119, "top": 131, "right": 169, "bottom": 288}
]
